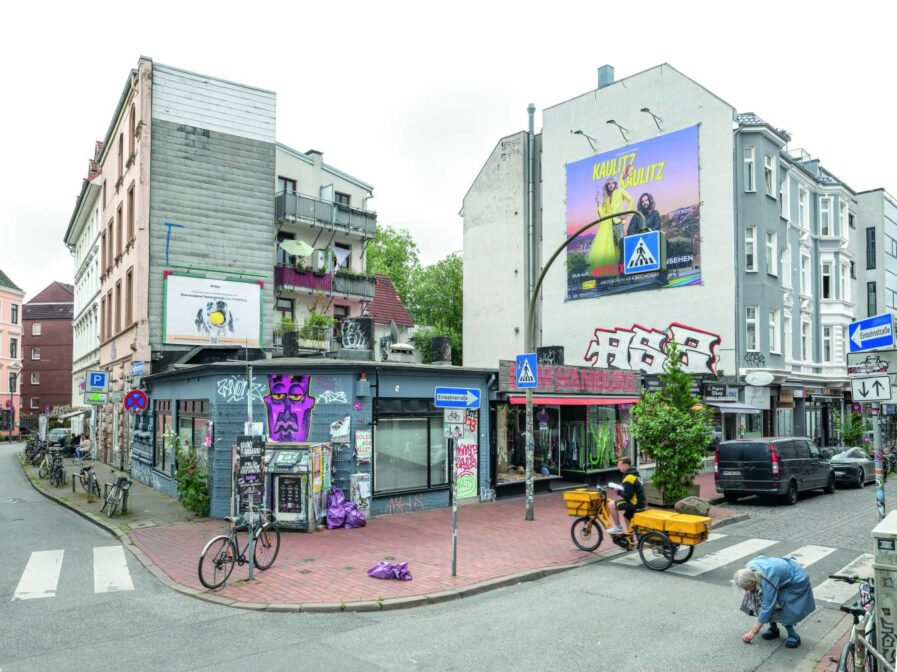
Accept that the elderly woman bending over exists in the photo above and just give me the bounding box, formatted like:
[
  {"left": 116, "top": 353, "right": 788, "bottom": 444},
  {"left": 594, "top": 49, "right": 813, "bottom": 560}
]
[{"left": 733, "top": 556, "right": 816, "bottom": 649}]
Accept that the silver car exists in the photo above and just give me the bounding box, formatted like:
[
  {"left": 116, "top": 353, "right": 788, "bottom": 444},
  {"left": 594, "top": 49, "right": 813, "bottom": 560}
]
[{"left": 829, "top": 448, "right": 878, "bottom": 488}]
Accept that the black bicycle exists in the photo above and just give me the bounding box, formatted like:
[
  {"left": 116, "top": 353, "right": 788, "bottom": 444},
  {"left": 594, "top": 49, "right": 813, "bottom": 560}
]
[
  {"left": 49, "top": 452, "right": 66, "bottom": 488},
  {"left": 76, "top": 460, "right": 102, "bottom": 499},
  {"left": 198, "top": 507, "right": 281, "bottom": 589},
  {"left": 100, "top": 475, "right": 131, "bottom": 517}
]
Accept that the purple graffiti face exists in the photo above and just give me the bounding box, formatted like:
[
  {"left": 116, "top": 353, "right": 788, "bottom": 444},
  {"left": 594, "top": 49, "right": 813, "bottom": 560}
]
[{"left": 264, "top": 374, "right": 316, "bottom": 442}]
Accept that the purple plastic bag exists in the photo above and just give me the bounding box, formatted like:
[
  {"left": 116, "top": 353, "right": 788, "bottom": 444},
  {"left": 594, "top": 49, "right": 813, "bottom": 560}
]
[
  {"left": 343, "top": 502, "right": 367, "bottom": 529},
  {"left": 367, "top": 561, "right": 412, "bottom": 581},
  {"left": 327, "top": 487, "right": 347, "bottom": 529}
]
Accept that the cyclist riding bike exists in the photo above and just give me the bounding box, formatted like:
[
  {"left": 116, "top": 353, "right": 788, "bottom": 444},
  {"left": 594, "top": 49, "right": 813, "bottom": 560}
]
[{"left": 606, "top": 457, "right": 646, "bottom": 535}]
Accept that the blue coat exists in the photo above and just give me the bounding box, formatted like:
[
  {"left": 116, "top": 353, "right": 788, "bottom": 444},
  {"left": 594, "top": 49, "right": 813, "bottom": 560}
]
[{"left": 748, "top": 556, "right": 816, "bottom": 625}]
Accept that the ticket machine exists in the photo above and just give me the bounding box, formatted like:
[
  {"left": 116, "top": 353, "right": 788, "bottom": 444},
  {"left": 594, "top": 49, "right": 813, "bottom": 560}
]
[{"left": 267, "top": 448, "right": 313, "bottom": 532}]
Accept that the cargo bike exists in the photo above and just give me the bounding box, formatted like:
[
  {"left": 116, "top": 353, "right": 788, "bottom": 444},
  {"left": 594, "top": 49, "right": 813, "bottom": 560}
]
[{"left": 562, "top": 486, "right": 712, "bottom": 571}]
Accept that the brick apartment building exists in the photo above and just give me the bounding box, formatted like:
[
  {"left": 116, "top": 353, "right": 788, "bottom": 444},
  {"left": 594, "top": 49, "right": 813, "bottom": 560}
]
[{"left": 21, "top": 282, "right": 74, "bottom": 421}]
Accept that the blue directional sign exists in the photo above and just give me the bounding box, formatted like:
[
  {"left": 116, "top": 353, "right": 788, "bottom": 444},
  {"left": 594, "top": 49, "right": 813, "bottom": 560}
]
[
  {"left": 849, "top": 313, "right": 896, "bottom": 353},
  {"left": 131, "top": 361, "right": 145, "bottom": 377},
  {"left": 623, "top": 231, "right": 661, "bottom": 275},
  {"left": 434, "top": 387, "right": 481, "bottom": 409},
  {"left": 515, "top": 353, "right": 538, "bottom": 389},
  {"left": 85, "top": 370, "right": 109, "bottom": 394}
]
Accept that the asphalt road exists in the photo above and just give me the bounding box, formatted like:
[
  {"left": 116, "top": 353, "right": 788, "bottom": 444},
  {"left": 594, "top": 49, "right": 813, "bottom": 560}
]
[{"left": 1, "top": 442, "right": 875, "bottom": 671}]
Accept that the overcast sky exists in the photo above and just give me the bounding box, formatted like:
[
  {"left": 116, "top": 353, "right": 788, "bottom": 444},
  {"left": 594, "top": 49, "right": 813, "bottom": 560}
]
[{"left": 2, "top": 1, "right": 894, "bottom": 301}]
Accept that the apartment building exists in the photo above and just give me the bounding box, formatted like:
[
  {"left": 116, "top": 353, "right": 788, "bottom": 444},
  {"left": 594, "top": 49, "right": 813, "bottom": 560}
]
[{"left": 0, "top": 270, "right": 24, "bottom": 438}]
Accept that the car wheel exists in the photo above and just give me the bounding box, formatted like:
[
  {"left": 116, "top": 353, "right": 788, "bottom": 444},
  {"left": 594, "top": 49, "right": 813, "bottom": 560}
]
[
  {"left": 856, "top": 468, "right": 865, "bottom": 489},
  {"left": 723, "top": 493, "right": 739, "bottom": 504},
  {"left": 784, "top": 480, "right": 799, "bottom": 505},
  {"left": 824, "top": 473, "right": 836, "bottom": 494}
]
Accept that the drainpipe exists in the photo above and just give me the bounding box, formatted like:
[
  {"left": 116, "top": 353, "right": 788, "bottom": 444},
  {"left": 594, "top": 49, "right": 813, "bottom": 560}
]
[{"left": 527, "top": 104, "right": 536, "bottom": 348}]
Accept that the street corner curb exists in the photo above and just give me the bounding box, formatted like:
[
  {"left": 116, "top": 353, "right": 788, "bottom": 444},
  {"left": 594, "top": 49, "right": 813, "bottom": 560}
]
[
  {"left": 300, "top": 602, "right": 347, "bottom": 613},
  {"left": 231, "top": 602, "right": 270, "bottom": 611},
  {"left": 196, "top": 593, "right": 237, "bottom": 607},
  {"left": 266, "top": 603, "right": 303, "bottom": 613},
  {"left": 711, "top": 512, "right": 750, "bottom": 529},
  {"left": 378, "top": 595, "right": 429, "bottom": 610},
  {"left": 424, "top": 589, "right": 462, "bottom": 605}
]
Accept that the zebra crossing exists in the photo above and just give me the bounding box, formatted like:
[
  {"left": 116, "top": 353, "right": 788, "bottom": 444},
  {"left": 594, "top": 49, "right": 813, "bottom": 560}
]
[
  {"left": 610, "top": 532, "right": 875, "bottom": 607},
  {"left": 11, "top": 545, "right": 135, "bottom": 601}
]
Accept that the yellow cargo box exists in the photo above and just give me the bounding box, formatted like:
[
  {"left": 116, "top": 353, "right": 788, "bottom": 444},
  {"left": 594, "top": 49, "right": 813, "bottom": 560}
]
[
  {"left": 665, "top": 513, "right": 712, "bottom": 537},
  {"left": 630, "top": 509, "right": 678, "bottom": 529},
  {"left": 562, "top": 489, "right": 599, "bottom": 517}
]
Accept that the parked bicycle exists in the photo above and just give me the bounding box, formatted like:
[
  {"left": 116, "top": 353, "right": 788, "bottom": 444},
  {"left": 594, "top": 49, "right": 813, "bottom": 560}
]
[
  {"left": 198, "top": 505, "right": 281, "bottom": 589},
  {"left": 75, "top": 459, "right": 101, "bottom": 499},
  {"left": 37, "top": 448, "right": 60, "bottom": 479},
  {"left": 830, "top": 573, "right": 890, "bottom": 672},
  {"left": 100, "top": 475, "right": 131, "bottom": 517},
  {"left": 49, "top": 451, "right": 66, "bottom": 487}
]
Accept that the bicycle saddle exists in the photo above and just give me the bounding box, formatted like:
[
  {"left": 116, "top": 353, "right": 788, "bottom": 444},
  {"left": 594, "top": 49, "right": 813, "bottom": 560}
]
[{"left": 840, "top": 600, "right": 867, "bottom": 616}]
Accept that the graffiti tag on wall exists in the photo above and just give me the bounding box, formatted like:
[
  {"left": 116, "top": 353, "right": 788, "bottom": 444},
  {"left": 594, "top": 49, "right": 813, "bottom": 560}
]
[
  {"left": 456, "top": 441, "right": 478, "bottom": 499},
  {"left": 264, "top": 374, "right": 316, "bottom": 442},
  {"left": 216, "top": 375, "right": 265, "bottom": 403},
  {"left": 384, "top": 493, "right": 425, "bottom": 515},
  {"left": 584, "top": 322, "right": 721, "bottom": 374}
]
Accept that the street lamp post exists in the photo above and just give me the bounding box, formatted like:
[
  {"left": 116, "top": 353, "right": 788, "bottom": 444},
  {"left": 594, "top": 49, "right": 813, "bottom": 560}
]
[{"left": 523, "top": 209, "right": 645, "bottom": 521}]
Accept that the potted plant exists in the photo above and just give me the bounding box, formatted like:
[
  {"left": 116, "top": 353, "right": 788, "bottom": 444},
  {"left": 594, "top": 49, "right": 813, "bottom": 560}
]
[
  {"left": 275, "top": 316, "right": 299, "bottom": 356},
  {"left": 630, "top": 340, "right": 713, "bottom": 506},
  {"left": 298, "top": 310, "right": 337, "bottom": 348}
]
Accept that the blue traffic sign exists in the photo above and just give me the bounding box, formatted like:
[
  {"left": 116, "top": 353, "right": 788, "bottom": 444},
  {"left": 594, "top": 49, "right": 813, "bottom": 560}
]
[
  {"left": 85, "top": 370, "right": 109, "bottom": 393},
  {"left": 515, "top": 353, "right": 538, "bottom": 388},
  {"left": 849, "top": 314, "right": 895, "bottom": 353},
  {"left": 434, "top": 387, "right": 481, "bottom": 409},
  {"left": 131, "top": 361, "right": 145, "bottom": 377},
  {"left": 623, "top": 231, "right": 661, "bottom": 275}
]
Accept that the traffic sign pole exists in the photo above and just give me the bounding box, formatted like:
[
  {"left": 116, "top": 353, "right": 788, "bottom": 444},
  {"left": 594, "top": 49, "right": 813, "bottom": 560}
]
[{"left": 874, "top": 406, "right": 886, "bottom": 521}]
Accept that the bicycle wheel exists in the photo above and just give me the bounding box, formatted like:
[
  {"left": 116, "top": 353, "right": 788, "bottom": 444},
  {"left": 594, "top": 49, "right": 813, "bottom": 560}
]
[
  {"left": 638, "top": 531, "right": 674, "bottom": 571},
  {"left": 253, "top": 524, "right": 281, "bottom": 570},
  {"left": 38, "top": 462, "right": 50, "bottom": 479},
  {"left": 106, "top": 491, "right": 119, "bottom": 517},
  {"left": 198, "top": 536, "right": 237, "bottom": 589},
  {"left": 671, "top": 543, "right": 694, "bottom": 564},
  {"left": 570, "top": 516, "right": 603, "bottom": 552},
  {"left": 90, "top": 478, "right": 101, "bottom": 499}
]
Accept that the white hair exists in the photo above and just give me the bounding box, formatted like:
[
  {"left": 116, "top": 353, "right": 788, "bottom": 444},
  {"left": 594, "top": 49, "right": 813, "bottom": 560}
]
[{"left": 733, "top": 567, "right": 760, "bottom": 591}]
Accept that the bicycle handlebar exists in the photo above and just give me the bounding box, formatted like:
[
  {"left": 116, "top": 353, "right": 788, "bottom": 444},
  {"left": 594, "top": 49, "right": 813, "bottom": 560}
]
[{"left": 829, "top": 574, "right": 874, "bottom": 584}]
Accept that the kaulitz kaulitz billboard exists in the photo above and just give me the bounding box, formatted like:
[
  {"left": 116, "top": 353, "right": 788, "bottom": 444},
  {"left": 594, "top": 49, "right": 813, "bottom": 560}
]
[
  {"left": 163, "top": 274, "right": 263, "bottom": 347},
  {"left": 566, "top": 125, "right": 700, "bottom": 300}
]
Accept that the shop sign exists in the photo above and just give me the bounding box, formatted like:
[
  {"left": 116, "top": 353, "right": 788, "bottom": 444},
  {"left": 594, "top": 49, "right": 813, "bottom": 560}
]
[
  {"left": 499, "top": 360, "right": 640, "bottom": 395},
  {"left": 236, "top": 436, "right": 264, "bottom": 488},
  {"left": 779, "top": 390, "right": 794, "bottom": 403},
  {"left": 645, "top": 376, "right": 700, "bottom": 396},
  {"left": 793, "top": 389, "right": 805, "bottom": 398},
  {"left": 703, "top": 383, "right": 735, "bottom": 401}
]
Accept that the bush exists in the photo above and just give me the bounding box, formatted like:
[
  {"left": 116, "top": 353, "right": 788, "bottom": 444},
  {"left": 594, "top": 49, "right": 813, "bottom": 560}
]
[
  {"left": 299, "top": 311, "right": 336, "bottom": 340},
  {"left": 170, "top": 432, "right": 210, "bottom": 516}
]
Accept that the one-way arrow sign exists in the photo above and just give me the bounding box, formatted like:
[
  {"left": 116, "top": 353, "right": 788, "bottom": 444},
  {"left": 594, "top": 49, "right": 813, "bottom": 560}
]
[
  {"left": 851, "top": 375, "right": 892, "bottom": 402},
  {"left": 849, "top": 313, "right": 896, "bottom": 353},
  {"left": 434, "top": 387, "right": 481, "bottom": 409}
]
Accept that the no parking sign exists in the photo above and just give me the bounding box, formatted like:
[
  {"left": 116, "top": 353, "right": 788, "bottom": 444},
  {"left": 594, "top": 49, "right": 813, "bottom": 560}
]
[{"left": 123, "top": 389, "right": 148, "bottom": 414}]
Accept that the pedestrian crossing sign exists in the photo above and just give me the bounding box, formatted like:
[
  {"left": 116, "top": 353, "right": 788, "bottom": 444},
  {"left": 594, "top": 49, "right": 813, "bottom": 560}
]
[
  {"left": 515, "top": 353, "right": 538, "bottom": 388},
  {"left": 623, "top": 231, "right": 662, "bottom": 275}
]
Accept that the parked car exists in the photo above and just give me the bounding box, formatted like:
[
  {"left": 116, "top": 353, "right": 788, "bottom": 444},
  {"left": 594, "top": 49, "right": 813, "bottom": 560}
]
[
  {"left": 46, "top": 427, "right": 72, "bottom": 447},
  {"left": 829, "top": 448, "right": 879, "bottom": 488},
  {"left": 715, "top": 437, "right": 836, "bottom": 505}
]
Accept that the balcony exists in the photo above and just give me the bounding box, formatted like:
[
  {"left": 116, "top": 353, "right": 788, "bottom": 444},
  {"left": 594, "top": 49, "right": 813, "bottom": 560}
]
[
  {"left": 275, "top": 191, "right": 377, "bottom": 240},
  {"left": 275, "top": 265, "right": 376, "bottom": 301}
]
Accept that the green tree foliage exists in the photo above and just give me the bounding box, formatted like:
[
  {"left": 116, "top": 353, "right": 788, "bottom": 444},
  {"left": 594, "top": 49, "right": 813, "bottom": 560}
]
[
  {"left": 408, "top": 252, "right": 463, "bottom": 365},
  {"left": 630, "top": 341, "right": 713, "bottom": 501},
  {"left": 366, "top": 225, "right": 421, "bottom": 306},
  {"left": 833, "top": 411, "right": 868, "bottom": 447},
  {"left": 170, "top": 432, "right": 211, "bottom": 517}
]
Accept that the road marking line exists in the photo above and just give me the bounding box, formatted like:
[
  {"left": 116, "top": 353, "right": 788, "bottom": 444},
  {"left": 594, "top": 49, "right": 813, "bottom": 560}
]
[
  {"left": 814, "top": 553, "right": 874, "bottom": 606},
  {"left": 786, "top": 545, "right": 837, "bottom": 568},
  {"left": 94, "top": 546, "right": 134, "bottom": 593},
  {"left": 12, "top": 550, "right": 64, "bottom": 600},
  {"left": 611, "top": 533, "right": 728, "bottom": 567},
  {"left": 667, "top": 538, "right": 777, "bottom": 576}
]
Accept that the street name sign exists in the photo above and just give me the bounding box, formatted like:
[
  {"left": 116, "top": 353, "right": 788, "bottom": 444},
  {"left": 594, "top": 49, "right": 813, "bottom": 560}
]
[
  {"left": 84, "top": 392, "right": 108, "bottom": 405},
  {"left": 85, "top": 370, "right": 109, "bottom": 393},
  {"left": 515, "top": 353, "right": 538, "bottom": 388},
  {"left": 851, "top": 375, "right": 892, "bottom": 403},
  {"left": 434, "top": 387, "right": 481, "bottom": 409},
  {"left": 131, "top": 361, "right": 145, "bottom": 377},
  {"left": 848, "top": 314, "right": 896, "bottom": 353}
]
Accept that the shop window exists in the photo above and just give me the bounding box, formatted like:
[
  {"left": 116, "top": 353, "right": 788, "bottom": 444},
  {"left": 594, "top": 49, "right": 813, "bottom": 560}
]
[
  {"left": 176, "top": 400, "right": 211, "bottom": 470},
  {"left": 373, "top": 414, "right": 450, "bottom": 493},
  {"left": 154, "top": 400, "right": 172, "bottom": 473}
]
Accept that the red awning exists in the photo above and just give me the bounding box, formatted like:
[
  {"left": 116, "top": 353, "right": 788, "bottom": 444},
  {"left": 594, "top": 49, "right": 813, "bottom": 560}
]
[{"left": 508, "top": 396, "right": 641, "bottom": 406}]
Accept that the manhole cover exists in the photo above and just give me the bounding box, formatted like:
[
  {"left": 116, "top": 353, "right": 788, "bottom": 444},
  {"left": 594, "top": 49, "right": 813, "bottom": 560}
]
[{"left": 130, "top": 520, "right": 157, "bottom": 529}]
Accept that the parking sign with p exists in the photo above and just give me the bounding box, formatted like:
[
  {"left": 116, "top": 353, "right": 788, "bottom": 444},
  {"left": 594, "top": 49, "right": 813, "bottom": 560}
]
[{"left": 86, "top": 370, "right": 109, "bottom": 394}]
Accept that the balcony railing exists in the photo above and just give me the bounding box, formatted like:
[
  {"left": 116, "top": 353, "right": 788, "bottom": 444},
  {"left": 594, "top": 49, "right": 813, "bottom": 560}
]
[
  {"left": 274, "top": 265, "right": 376, "bottom": 301},
  {"left": 275, "top": 191, "right": 377, "bottom": 239}
]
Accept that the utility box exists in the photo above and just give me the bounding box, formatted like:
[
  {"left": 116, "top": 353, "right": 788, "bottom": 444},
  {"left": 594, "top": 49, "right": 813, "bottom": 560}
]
[{"left": 872, "top": 511, "right": 897, "bottom": 667}]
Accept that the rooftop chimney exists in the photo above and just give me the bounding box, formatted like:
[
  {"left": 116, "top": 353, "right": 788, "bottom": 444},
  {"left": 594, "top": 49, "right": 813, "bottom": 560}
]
[
  {"left": 306, "top": 149, "right": 323, "bottom": 169},
  {"left": 597, "top": 65, "right": 615, "bottom": 89}
]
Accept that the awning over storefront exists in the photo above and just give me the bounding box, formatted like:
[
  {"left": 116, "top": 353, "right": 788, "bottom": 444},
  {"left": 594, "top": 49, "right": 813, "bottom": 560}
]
[
  {"left": 508, "top": 396, "right": 641, "bottom": 406},
  {"left": 703, "top": 401, "right": 762, "bottom": 414},
  {"left": 58, "top": 409, "right": 90, "bottom": 420}
]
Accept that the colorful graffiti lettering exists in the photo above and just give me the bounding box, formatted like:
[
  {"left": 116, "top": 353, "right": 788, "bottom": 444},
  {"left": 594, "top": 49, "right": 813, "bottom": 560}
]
[
  {"left": 216, "top": 375, "right": 264, "bottom": 403},
  {"left": 480, "top": 487, "right": 496, "bottom": 502},
  {"left": 455, "top": 441, "right": 478, "bottom": 499},
  {"left": 264, "top": 374, "right": 316, "bottom": 442},
  {"left": 384, "top": 493, "right": 425, "bottom": 515},
  {"left": 584, "top": 322, "right": 720, "bottom": 374}
]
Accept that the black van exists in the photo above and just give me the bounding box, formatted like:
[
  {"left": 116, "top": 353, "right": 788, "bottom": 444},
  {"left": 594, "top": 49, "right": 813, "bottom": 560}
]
[{"left": 715, "top": 437, "right": 836, "bottom": 505}]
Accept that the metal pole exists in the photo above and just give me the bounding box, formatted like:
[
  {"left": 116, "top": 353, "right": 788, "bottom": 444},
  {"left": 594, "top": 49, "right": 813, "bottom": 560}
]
[
  {"left": 875, "top": 405, "right": 886, "bottom": 521},
  {"left": 451, "top": 438, "right": 458, "bottom": 576},
  {"left": 247, "top": 488, "right": 255, "bottom": 581},
  {"left": 523, "top": 209, "right": 646, "bottom": 521}
]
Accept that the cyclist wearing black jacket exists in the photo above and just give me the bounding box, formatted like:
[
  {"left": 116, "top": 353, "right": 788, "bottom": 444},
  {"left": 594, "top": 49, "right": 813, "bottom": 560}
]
[{"left": 607, "top": 457, "right": 646, "bottom": 534}]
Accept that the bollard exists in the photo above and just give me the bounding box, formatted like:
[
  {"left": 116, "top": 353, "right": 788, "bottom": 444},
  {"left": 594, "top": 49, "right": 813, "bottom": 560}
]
[
  {"left": 122, "top": 488, "right": 128, "bottom": 514},
  {"left": 872, "top": 511, "right": 897, "bottom": 667}
]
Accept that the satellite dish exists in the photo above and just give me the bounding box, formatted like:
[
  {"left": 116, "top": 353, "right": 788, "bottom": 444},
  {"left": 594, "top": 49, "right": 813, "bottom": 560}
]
[
  {"left": 745, "top": 371, "right": 775, "bottom": 386},
  {"left": 389, "top": 320, "right": 399, "bottom": 344}
]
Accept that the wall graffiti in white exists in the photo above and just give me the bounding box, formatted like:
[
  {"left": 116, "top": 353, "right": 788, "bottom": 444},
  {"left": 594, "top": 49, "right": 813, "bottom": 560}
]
[
  {"left": 584, "top": 322, "right": 721, "bottom": 374},
  {"left": 317, "top": 390, "right": 349, "bottom": 404},
  {"left": 216, "top": 375, "right": 265, "bottom": 404}
]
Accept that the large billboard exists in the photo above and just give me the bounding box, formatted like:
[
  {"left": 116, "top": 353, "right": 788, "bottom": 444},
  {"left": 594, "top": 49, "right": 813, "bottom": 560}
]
[
  {"left": 163, "top": 274, "right": 262, "bottom": 347},
  {"left": 566, "top": 125, "right": 700, "bottom": 300}
]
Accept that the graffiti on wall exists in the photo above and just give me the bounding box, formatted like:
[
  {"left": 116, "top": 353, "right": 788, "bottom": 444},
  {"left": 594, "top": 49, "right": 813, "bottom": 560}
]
[
  {"left": 584, "top": 322, "right": 721, "bottom": 374},
  {"left": 743, "top": 352, "right": 765, "bottom": 367},
  {"left": 216, "top": 375, "right": 264, "bottom": 403},
  {"left": 318, "top": 390, "right": 349, "bottom": 404},
  {"left": 264, "top": 374, "right": 317, "bottom": 442},
  {"left": 455, "top": 441, "right": 478, "bottom": 499},
  {"left": 384, "top": 493, "right": 425, "bottom": 515},
  {"left": 341, "top": 317, "right": 372, "bottom": 350}
]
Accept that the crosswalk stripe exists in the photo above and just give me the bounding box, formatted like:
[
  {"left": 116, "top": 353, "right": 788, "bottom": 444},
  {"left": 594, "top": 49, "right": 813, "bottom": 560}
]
[
  {"left": 93, "top": 546, "right": 134, "bottom": 593},
  {"left": 786, "top": 545, "right": 837, "bottom": 569},
  {"left": 12, "top": 550, "right": 64, "bottom": 601},
  {"left": 610, "top": 532, "right": 728, "bottom": 567},
  {"left": 813, "top": 553, "right": 874, "bottom": 606},
  {"left": 666, "top": 538, "right": 777, "bottom": 576}
]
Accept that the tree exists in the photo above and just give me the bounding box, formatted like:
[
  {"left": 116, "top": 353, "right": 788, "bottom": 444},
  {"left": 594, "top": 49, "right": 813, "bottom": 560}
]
[
  {"left": 834, "top": 411, "right": 868, "bottom": 448},
  {"left": 629, "top": 340, "right": 713, "bottom": 502},
  {"left": 409, "top": 252, "right": 463, "bottom": 365},
  {"left": 366, "top": 225, "right": 421, "bottom": 306}
]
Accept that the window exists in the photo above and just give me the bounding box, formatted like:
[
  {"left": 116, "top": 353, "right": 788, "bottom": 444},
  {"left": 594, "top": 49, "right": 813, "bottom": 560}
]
[
  {"left": 800, "top": 252, "right": 811, "bottom": 295},
  {"left": 821, "top": 262, "right": 832, "bottom": 299},
  {"left": 275, "top": 297, "right": 293, "bottom": 317},
  {"left": 8, "top": 373, "right": 15, "bottom": 394},
  {"left": 276, "top": 232, "right": 295, "bottom": 266},
  {"left": 10, "top": 303, "right": 17, "bottom": 324},
  {"left": 766, "top": 231, "right": 777, "bottom": 275},
  {"left": 779, "top": 172, "right": 791, "bottom": 219},
  {"left": 31, "top": 322, "right": 41, "bottom": 336},
  {"left": 101, "top": 231, "right": 107, "bottom": 271},
  {"left": 889, "top": 289, "right": 897, "bottom": 310},
  {"left": 30, "top": 372, "right": 39, "bottom": 385},
  {"left": 125, "top": 268, "right": 133, "bottom": 326},
  {"left": 745, "top": 228, "right": 756, "bottom": 271},
  {"left": 868, "top": 282, "right": 878, "bottom": 317},
  {"left": 784, "top": 314, "right": 793, "bottom": 361},
  {"left": 746, "top": 306, "right": 758, "bottom": 351},
  {"left": 764, "top": 154, "right": 776, "bottom": 197},
  {"left": 373, "top": 416, "right": 449, "bottom": 493},
  {"left": 127, "top": 184, "right": 135, "bottom": 241},
  {"left": 102, "top": 181, "right": 106, "bottom": 210},
  {"left": 100, "top": 297, "right": 105, "bottom": 341},
  {"left": 334, "top": 243, "right": 352, "bottom": 269},
  {"left": 9, "top": 338, "right": 16, "bottom": 359},
  {"left": 743, "top": 147, "right": 755, "bottom": 192},
  {"left": 30, "top": 397, "right": 39, "bottom": 410},
  {"left": 849, "top": 212, "right": 856, "bottom": 229},
  {"left": 841, "top": 263, "right": 850, "bottom": 301},
  {"left": 335, "top": 192, "right": 351, "bottom": 206},
  {"left": 117, "top": 132, "right": 124, "bottom": 181},
  {"left": 851, "top": 261, "right": 856, "bottom": 279},
  {"left": 154, "top": 400, "right": 172, "bottom": 472},
  {"left": 867, "top": 228, "right": 877, "bottom": 269},
  {"left": 128, "top": 103, "right": 136, "bottom": 157},
  {"left": 840, "top": 201, "right": 848, "bottom": 237},
  {"left": 801, "top": 320, "right": 812, "bottom": 360},
  {"left": 176, "top": 400, "right": 211, "bottom": 469},
  {"left": 822, "top": 326, "right": 833, "bottom": 363},
  {"left": 798, "top": 187, "right": 809, "bottom": 229},
  {"left": 277, "top": 176, "right": 296, "bottom": 194},
  {"left": 116, "top": 205, "right": 123, "bottom": 257},
  {"left": 819, "top": 197, "right": 833, "bottom": 236},
  {"left": 107, "top": 221, "right": 114, "bottom": 270},
  {"left": 888, "top": 237, "right": 897, "bottom": 258},
  {"left": 769, "top": 309, "right": 780, "bottom": 354},
  {"left": 782, "top": 245, "right": 792, "bottom": 289},
  {"left": 106, "top": 290, "right": 113, "bottom": 338},
  {"left": 115, "top": 282, "right": 122, "bottom": 334},
  {"left": 31, "top": 347, "right": 40, "bottom": 360}
]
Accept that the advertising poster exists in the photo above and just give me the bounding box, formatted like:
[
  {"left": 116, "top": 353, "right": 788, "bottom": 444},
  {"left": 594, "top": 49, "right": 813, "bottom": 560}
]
[
  {"left": 566, "top": 125, "right": 701, "bottom": 300},
  {"left": 455, "top": 441, "right": 478, "bottom": 499},
  {"left": 164, "top": 274, "right": 262, "bottom": 347},
  {"left": 355, "top": 429, "right": 372, "bottom": 462}
]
